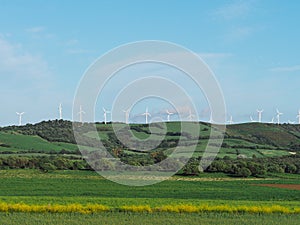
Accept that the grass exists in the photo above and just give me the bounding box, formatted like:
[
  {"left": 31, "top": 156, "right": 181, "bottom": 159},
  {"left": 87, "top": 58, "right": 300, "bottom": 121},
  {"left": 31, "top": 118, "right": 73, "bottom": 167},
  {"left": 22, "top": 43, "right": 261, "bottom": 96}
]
[
  {"left": 0, "top": 169, "right": 299, "bottom": 223},
  {"left": 1, "top": 121, "right": 297, "bottom": 158},
  {"left": 0, "top": 212, "right": 299, "bottom": 225},
  {"left": 0, "top": 132, "right": 78, "bottom": 153},
  {"left": 0, "top": 170, "right": 299, "bottom": 206}
]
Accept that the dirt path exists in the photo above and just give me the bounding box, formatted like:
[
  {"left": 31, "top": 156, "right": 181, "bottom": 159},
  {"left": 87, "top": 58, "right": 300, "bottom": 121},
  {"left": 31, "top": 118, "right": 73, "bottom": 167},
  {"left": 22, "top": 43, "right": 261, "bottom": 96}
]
[{"left": 254, "top": 184, "right": 300, "bottom": 191}]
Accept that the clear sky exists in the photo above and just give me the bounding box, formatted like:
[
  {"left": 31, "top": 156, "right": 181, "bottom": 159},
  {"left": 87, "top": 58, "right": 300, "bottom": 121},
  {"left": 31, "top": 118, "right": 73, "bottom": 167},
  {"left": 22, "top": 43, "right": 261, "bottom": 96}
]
[{"left": 0, "top": 0, "right": 300, "bottom": 126}]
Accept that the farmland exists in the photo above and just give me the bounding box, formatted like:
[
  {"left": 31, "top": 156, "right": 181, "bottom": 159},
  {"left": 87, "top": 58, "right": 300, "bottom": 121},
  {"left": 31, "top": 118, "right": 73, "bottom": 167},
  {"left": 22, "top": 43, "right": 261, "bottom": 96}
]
[
  {"left": 0, "top": 121, "right": 299, "bottom": 224},
  {"left": 1, "top": 212, "right": 299, "bottom": 225},
  {"left": 0, "top": 170, "right": 299, "bottom": 224}
]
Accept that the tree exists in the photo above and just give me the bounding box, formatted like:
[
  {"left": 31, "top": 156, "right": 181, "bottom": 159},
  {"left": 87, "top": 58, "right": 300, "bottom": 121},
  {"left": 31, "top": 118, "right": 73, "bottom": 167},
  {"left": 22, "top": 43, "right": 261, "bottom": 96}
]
[{"left": 236, "top": 167, "right": 251, "bottom": 177}]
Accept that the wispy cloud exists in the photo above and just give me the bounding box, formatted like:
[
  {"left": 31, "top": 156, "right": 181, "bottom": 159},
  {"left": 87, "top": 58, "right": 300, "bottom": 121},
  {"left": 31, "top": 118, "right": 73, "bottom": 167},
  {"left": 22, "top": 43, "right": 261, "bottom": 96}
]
[
  {"left": 269, "top": 65, "right": 300, "bottom": 72},
  {"left": 65, "top": 39, "right": 79, "bottom": 46},
  {"left": 227, "top": 26, "right": 255, "bottom": 41},
  {"left": 0, "top": 36, "right": 64, "bottom": 125},
  {"left": 25, "top": 26, "right": 55, "bottom": 39},
  {"left": 67, "top": 49, "right": 92, "bottom": 54},
  {"left": 199, "top": 53, "right": 233, "bottom": 59},
  {"left": 0, "top": 36, "right": 51, "bottom": 81},
  {"left": 211, "top": 1, "right": 260, "bottom": 42},
  {"left": 26, "top": 26, "right": 45, "bottom": 33},
  {"left": 213, "top": 1, "right": 253, "bottom": 20}
]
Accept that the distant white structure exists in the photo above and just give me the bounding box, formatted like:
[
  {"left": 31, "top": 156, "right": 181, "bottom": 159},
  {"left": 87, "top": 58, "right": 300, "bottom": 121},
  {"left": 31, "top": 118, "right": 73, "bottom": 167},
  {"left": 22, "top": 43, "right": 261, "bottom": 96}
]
[
  {"left": 59, "top": 103, "right": 63, "bottom": 120},
  {"left": 257, "top": 109, "right": 263, "bottom": 123},
  {"left": 16, "top": 112, "right": 25, "bottom": 126},
  {"left": 276, "top": 109, "right": 283, "bottom": 125},
  {"left": 296, "top": 110, "right": 300, "bottom": 124},
  {"left": 187, "top": 108, "right": 195, "bottom": 121},
  {"left": 78, "top": 105, "right": 85, "bottom": 123},
  {"left": 123, "top": 109, "right": 130, "bottom": 124},
  {"left": 228, "top": 115, "right": 233, "bottom": 125},
  {"left": 288, "top": 120, "right": 295, "bottom": 124},
  {"left": 142, "top": 107, "right": 151, "bottom": 124},
  {"left": 103, "top": 108, "right": 111, "bottom": 124},
  {"left": 208, "top": 113, "right": 214, "bottom": 124},
  {"left": 250, "top": 116, "right": 255, "bottom": 122},
  {"left": 166, "top": 110, "right": 174, "bottom": 122},
  {"left": 270, "top": 117, "right": 274, "bottom": 124}
]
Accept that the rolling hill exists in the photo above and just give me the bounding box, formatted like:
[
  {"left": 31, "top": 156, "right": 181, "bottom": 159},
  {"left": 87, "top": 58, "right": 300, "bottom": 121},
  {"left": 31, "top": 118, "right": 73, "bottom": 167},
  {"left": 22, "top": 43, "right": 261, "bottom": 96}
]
[
  {"left": 0, "top": 120, "right": 299, "bottom": 159},
  {"left": 0, "top": 120, "right": 299, "bottom": 176}
]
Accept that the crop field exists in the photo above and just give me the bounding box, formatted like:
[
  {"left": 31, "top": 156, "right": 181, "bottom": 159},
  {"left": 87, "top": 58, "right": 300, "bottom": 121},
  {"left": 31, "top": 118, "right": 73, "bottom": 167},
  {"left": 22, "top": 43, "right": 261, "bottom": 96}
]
[
  {"left": 0, "top": 121, "right": 299, "bottom": 223},
  {"left": 0, "top": 212, "right": 299, "bottom": 225},
  {"left": 0, "top": 169, "right": 299, "bottom": 224}
]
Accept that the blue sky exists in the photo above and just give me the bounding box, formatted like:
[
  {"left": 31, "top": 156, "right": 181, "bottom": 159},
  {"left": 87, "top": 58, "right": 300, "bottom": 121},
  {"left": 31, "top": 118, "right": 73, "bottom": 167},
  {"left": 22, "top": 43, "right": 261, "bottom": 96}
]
[{"left": 0, "top": 0, "right": 300, "bottom": 125}]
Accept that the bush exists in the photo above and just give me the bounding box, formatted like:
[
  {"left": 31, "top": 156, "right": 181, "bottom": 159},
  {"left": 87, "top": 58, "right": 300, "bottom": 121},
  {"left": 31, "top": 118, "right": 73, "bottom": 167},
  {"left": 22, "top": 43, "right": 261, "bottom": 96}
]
[{"left": 236, "top": 167, "right": 251, "bottom": 177}]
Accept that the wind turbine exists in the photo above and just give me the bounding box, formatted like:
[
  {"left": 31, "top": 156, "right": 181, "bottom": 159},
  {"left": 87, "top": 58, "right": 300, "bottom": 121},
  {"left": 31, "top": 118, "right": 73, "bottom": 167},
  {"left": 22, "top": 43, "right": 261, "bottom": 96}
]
[
  {"left": 227, "top": 115, "right": 233, "bottom": 125},
  {"left": 16, "top": 112, "right": 25, "bottom": 126},
  {"left": 296, "top": 110, "right": 300, "bottom": 124},
  {"left": 187, "top": 108, "right": 195, "bottom": 121},
  {"left": 208, "top": 112, "right": 214, "bottom": 124},
  {"left": 123, "top": 109, "right": 130, "bottom": 124},
  {"left": 270, "top": 117, "right": 274, "bottom": 124},
  {"left": 78, "top": 105, "right": 85, "bottom": 123},
  {"left": 103, "top": 108, "right": 111, "bottom": 124},
  {"left": 250, "top": 116, "right": 255, "bottom": 122},
  {"left": 142, "top": 107, "right": 151, "bottom": 124},
  {"left": 166, "top": 110, "right": 174, "bottom": 122},
  {"left": 276, "top": 109, "right": 283, "bottom": 125},
  {"left": 58, "top": 103, "right": 63, "bottom": 120},
  {"left": 257, "top": 109, "right": 263, "bottom": 123}
]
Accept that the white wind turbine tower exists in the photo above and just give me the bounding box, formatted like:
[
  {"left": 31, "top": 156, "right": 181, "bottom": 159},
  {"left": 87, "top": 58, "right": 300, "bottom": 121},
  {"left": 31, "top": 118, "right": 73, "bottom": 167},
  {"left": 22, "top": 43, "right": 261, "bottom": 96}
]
[
  {"left": 142, "top": 107, "right": 151, "bottom": 124},
  {"left": 59, "top": 103, "right": 63, "bottom": 120},
  {"left": 276, "top": 109, "right": 283, "bottom": 125},
  {"left": 103, "top": 108, "right": 111, "bottom": 124},
  {"left": 257, "top": 109, "right": 263, "bottom": 123},
  {"left": 123, "top": 109, "right": 130, "bottom": 124},
  {"left": 208, "top": 112, "right": 214, "bottom": 124},
  {"left": 166, "top": 110, "right": 174, "bottom": 122},
  {"left": 16, "top": 112, "right": 25, "bottom": 126},
  {"left": 296, "top": 110, "right": 300, "bottom": 124},
  {"left": 78, "top": 105, "right": 85, "bottom": 123},
  {"left": 187, "top": 108, "right": 195, "bottom": 121},
  {"left": 227, "top": 115, "right": 233, "bottom": 125},
  {"left": 250, "top": 116, "right": 255, "bottom": 122},
  {"left": 270, "top": 117, "right": 274, "bottom": 124}
]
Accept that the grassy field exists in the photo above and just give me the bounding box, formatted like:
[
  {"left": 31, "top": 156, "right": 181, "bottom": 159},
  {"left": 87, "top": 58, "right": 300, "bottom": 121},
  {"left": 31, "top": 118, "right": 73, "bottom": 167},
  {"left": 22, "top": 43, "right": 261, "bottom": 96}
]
[
  {"left": 0, "top": 121, "right": 299, "bottom": 223},
  {"left": 0, "top": 132, "right": 78, "bottom": 153},
  {"left": 0, "top": 170, "right": 299, "bottom": 224},
  {"left": 0, "top": 170, "right": 299, "bottom": 206},
  {"left": 0, "top": 212, "right": 300, "bottom": 225}
]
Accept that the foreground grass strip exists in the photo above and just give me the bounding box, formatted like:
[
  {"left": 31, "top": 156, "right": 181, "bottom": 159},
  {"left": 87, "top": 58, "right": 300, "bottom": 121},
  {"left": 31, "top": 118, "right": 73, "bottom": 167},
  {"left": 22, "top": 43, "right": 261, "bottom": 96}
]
[{"left": 0, "top": 203, "right": 299, "bottom": 214}]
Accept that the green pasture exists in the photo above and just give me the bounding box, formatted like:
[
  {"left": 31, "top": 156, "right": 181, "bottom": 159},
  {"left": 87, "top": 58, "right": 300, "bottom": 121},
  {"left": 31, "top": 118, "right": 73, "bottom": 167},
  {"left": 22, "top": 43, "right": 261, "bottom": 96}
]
[
  {"left": 0, "top": 212, "right": 299, "bottom": 225},
  {"left": 0, "top": 170, "right": 299, "bottom": 207}
]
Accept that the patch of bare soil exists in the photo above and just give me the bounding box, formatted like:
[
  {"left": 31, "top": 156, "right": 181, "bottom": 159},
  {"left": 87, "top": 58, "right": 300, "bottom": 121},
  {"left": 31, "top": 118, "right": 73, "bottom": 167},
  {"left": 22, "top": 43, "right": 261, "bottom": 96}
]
[{"left": 254, "top": 184, "right": 300, "bottom": 191}]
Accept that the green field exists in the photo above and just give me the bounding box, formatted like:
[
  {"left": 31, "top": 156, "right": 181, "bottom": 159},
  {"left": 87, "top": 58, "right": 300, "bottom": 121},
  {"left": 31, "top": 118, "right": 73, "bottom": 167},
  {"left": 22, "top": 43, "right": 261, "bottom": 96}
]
[
  {"left": 0, "top": 170, "right": 299, "bottom": 206},
  {"left": 0, "top": 131, "right": 82, "bottom": 153},
  {"left": 1, "top": 212, "right": 299, "bottom": 225},
  {"left": 0, "top": 121, "right": 299, "bottom": 223},
  {"left": 0, "top": 170, "right": 299, "bottom": 224}
]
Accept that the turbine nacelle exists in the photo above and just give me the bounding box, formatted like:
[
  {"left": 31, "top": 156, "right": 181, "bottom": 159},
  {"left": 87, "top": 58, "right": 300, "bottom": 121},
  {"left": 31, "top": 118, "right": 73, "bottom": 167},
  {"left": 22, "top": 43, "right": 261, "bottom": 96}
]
[{"left": 16, "top": 112, "right": 25, "bottom": 126}]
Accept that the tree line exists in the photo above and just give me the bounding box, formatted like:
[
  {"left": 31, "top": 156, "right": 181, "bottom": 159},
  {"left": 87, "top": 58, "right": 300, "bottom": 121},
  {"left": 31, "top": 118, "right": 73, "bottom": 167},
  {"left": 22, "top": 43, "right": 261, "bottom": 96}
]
[{"left": 0, "top": 154, "right": 299, "bottom": 177}]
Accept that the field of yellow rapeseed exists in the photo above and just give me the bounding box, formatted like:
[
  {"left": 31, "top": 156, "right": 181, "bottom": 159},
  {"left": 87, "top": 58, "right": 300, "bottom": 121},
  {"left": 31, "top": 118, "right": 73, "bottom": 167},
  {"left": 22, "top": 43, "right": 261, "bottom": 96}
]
[{"left": 0, "top": 203, "right": 299, "bottom": 214}]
